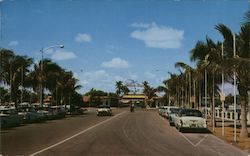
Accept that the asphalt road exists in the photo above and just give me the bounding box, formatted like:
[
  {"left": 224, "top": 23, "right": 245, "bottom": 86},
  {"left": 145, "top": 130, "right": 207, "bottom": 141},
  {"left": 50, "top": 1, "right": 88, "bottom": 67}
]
[{"left": 0, "top": 108, "right": 248, "bottom": 156}]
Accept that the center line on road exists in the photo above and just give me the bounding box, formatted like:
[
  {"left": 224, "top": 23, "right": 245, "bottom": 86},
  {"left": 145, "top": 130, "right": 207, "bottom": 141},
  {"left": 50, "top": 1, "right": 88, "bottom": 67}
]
[{"left": 30, "top": 111, "right": 126, "bottom": 156}]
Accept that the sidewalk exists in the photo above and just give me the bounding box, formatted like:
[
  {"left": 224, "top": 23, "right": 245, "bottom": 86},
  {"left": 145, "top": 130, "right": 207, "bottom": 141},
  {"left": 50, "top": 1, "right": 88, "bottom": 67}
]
[{"left": 207, "top": 120, "right": 250, "bottom": 153}]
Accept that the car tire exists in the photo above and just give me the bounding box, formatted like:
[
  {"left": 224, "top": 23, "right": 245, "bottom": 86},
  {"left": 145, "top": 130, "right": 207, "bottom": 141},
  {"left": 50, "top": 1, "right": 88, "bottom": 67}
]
[{"left": 178, "top": 127, "right": 183, "bottom": 132}]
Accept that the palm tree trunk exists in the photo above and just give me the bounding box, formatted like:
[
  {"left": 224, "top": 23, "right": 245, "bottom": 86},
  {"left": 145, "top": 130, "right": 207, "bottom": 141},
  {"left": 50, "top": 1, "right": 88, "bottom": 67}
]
[{"left": 240, "top": 95, "right": 248, "bottom": 138}]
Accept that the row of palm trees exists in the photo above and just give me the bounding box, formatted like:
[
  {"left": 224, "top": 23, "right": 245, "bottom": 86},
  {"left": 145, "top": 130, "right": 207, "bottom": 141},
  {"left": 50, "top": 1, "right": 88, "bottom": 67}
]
[
  {"left": 159, "top": 11, "right": 249, "bottom": 138},
  {"left": 0, "top": 48, "right": 81, "bottom": 109}
]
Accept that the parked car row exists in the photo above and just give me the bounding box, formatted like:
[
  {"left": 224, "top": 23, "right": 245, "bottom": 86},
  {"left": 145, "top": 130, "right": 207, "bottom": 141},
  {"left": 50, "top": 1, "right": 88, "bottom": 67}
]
[
  {"left": 0, "top": 104, "right": 68, "bottom": 128},
  {"left": 159, "top": 106, "right": 207, "bottom": 132}
]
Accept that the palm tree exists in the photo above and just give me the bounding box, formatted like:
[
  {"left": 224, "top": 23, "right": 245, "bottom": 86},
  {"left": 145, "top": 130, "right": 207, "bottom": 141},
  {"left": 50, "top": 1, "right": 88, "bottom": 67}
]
[
  {"left": 215, "top": 20, "right": 249, "bottom": 138},
  {"left": 143, "top": 81, "right": 156, "bottom": 107},
  {"left": 162, "top": 73, "right": 181, "bottom": 107},
  {"left": 190, "top": 37, "right": 223, "bottom": 129},
  {"left": 156, "top": 84, "right": 169, "bottom": 106},
  {"left": 57, "top": 71, "right": 81, "bottom": 108},
  {"left": 30, "top": 59, "right": 64, "bottom": 105},
  {"left": 0, "top": 49, "right": 33, "bottom": 108},
  {"left": 121, "top": 85, "right": 130, "bottom": 95},
  {"left": 175, "top": 62, "right": 194, "bottom": 108},
  {"left": 115, "top": 81, "right": 123, "bottom": 97}
]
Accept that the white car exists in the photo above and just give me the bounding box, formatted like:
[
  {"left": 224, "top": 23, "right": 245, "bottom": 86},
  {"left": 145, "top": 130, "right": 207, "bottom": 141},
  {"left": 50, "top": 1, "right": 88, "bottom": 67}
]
[
  {"left": 175, "top": 109, "right": 207, "bottom": 132},
  {"left": 165, "top": 106, "right": 179, "bottom": 119},
  {"left": 168, "top": 108, "right": 180, "bottom": 126},
  {"left": 158, "top": 106, "right": 168, "bottom": 116},
  {"left": 96, "top": 105, "right": 112, "bottom": 116}
]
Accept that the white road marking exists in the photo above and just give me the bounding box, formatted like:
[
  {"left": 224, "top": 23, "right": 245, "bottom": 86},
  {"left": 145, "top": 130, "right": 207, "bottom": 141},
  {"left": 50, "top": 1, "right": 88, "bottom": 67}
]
[
  {"left": 30, "top": 111, "right": 126, "bottom": 156},
  {"left": 179, "top": 132, "right": 208, "bottom": 147}
]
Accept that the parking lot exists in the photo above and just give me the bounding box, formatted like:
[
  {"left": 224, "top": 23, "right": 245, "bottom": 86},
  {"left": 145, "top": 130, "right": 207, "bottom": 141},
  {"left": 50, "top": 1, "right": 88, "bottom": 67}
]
[{"left": 0, "top": 108, "right": 248, "bottom": 156}]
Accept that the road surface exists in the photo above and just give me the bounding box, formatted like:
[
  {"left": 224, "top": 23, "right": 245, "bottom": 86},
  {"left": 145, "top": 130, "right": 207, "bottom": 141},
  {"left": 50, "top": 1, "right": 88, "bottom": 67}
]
[{"left": 1, "top": 108, "right": 248, "bottom": 156}]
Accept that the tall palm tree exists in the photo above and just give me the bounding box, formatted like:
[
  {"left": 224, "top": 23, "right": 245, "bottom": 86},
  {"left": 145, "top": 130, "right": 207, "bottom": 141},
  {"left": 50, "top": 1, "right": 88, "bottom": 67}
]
[
  {"left": 190, "top": 37, "right": 222, "bottom": 129},
  {"left": 156, "top": 84, "right": 169, "bottom": 106},
  {"left": 216, "top": 21, "right": 249, "bottom": 138},
  {"left": 0, "top": 49, "right": 33, "bottom": 108},
  {"left": 143, "top": 81, "right": 156, "bottom": 107},
  {"left": 115, "top": 81, "right": 123, "bottom": 97},
  {"left": 175, "top": 62, "right": 194, "bottom": 108},
  {"left": 30, "top": 59, "right": 63, "bottom": 105}
]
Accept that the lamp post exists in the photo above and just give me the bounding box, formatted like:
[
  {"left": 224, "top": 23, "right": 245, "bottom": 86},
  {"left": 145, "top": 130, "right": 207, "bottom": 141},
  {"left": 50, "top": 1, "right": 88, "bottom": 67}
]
[{"left": 39, "top": 44, "right": 64, "bottom": 106}]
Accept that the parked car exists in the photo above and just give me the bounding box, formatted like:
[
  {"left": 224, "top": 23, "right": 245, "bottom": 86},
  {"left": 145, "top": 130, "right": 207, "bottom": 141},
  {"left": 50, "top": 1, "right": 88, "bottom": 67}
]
[
  {"left": 168, "top": 108, "right": 181, "bottom": 126},
  {"left": 48, "top": 106, "right": 66, "bottom": 119},
  {"left": 175, "top": 109, "right": 207, "bottom": 132},
  {"left": 36, "top": 106, "right": 52, "bottom": 119},
  {"left": 0, "top": 106, "right": 22, "bottom": 128},
  {"left": 96, "top": 105, "right": 112, "bottom": 116},
  {"left": 165, "top": 106, "right": 179, "bottom": 119},
  {"left": 18, "top": 106, "right": 45, "bottom": 123},
  {"left": 158, "top": 106, "right": 168, "bottom": 116}
]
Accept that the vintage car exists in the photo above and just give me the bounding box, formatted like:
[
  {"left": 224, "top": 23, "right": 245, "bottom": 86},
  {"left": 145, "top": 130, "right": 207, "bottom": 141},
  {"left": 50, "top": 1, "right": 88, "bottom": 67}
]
[
  {"left": 165, "top": 106, "right": 179, "bottom": 119},
  {"left": 168, "top": 107, "right": 180, "bottom": 126},
  {"left": 0, "top": 106, "right": 22, "bottom": 128},
  {"left": 18, "top": 105, "right": 45, "bottom": 123},
  {"left": 96, "top": 105, "right": 112, "bottom": 116},
  {"left": 175, "top": 109, "right": 207, "bottom": 132},
  {"left": 48, "top": 106, "right": 66, "bottom": 119},
  {"left": 158, "top": 106, "right": 168, "bottom": 116}
]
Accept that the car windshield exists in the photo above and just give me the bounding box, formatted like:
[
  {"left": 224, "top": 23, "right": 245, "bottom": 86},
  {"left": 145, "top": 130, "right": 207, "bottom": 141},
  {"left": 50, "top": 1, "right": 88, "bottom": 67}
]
[
  {"left": 170, "top": 108, "right": 179, "bottom": 114},
  {"left": 180, "top": 109, "right": 202, "bottom": 117}
]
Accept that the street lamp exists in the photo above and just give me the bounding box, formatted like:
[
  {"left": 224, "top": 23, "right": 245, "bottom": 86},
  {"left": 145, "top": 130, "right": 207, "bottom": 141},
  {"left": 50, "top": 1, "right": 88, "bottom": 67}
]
[{"left": 39, "top": 44, "right": 64, "bottom": 106}]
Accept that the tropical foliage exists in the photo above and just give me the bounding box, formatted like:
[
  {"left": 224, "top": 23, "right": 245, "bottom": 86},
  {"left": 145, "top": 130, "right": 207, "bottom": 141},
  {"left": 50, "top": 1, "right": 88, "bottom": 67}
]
[
  {"left": 0, "top": 48, "right": 82, "bottom": 109},
  {"left": 159, "top": 11, "right": 249, "bottom": 138}
]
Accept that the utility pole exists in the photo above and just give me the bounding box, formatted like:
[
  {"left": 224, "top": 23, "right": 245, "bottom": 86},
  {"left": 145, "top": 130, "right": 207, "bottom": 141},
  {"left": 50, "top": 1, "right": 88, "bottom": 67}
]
[
  {"left": 233, "top": 34, "right": 237, "bottom": 143},
  {"left": 221, "top": 43, "right": 225, "bottom": 136},
  {"left": 205, "top": 69, "right": 207, "bottom": 120}
]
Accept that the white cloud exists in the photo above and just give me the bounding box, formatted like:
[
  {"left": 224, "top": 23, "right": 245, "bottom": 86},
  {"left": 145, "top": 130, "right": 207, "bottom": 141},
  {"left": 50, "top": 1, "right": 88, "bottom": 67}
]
[
  {"left": 102, "top": 57, "right": 130, "bottom": 69},
  {"left": 144, "top": 71, "right": 156, "bottom": 79},
  {"left": 51, "top": 50, "right": 76, "bottom": 61},
  {"left": 8, "top": 40, "right": 19, "bottom": 46},
  {"left": 130, "top": 22, "right": 184, "bottom": 49},
  {"left": 75, "top": 33, "right": 92, "bottom": 43},
  {"left": 79, "top": 70, "right": 123, "bottom": 92}
]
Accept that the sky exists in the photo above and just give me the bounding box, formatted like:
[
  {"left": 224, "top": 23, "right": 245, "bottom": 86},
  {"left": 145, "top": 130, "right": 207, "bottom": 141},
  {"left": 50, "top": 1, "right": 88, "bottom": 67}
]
[{"left": 0, "top": 0, "right": 249, "bottom": 94}]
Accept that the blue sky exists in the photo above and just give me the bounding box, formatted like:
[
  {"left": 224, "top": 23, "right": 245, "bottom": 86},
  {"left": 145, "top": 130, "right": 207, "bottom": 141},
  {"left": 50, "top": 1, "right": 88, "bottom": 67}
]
[{"left": 0, "top": 0, "right": 248, "bottom": 94}]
